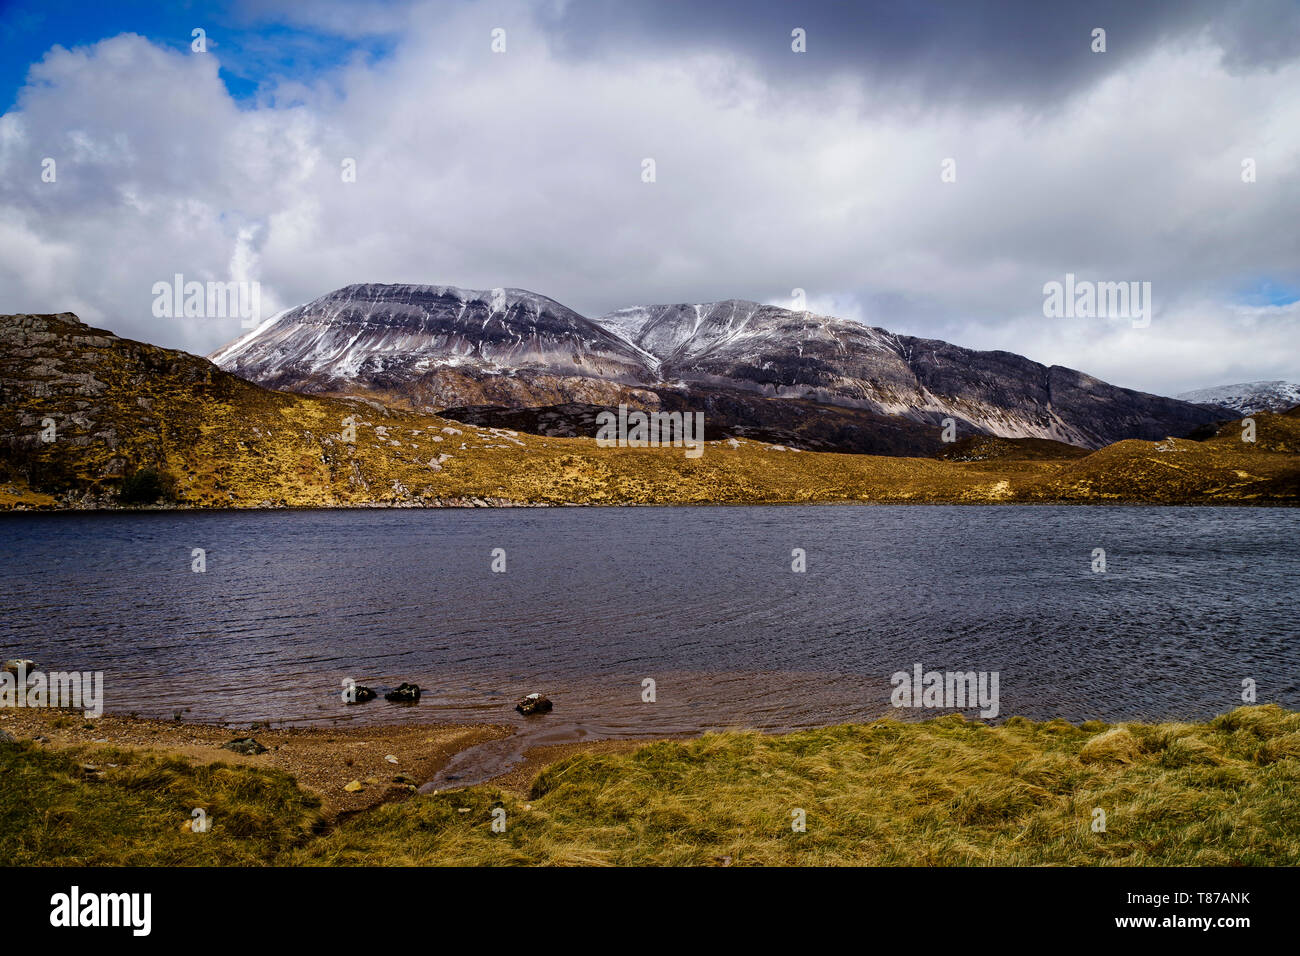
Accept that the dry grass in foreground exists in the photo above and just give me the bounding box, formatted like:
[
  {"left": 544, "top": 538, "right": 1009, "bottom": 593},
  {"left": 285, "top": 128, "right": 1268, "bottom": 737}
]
[
  {"left": 0, "top": 743, "right": 323, "bottom": 865},
  {"left": 4, "top": 705, "right": 1297, "bottom": 866},
  {"left": 287, "top": 705, "right": 1300, "bottom": 866}
]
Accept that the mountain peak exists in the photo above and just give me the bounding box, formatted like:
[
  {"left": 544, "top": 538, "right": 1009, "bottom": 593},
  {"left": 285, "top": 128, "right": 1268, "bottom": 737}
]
[{"left": 208, "top": 282, "right": 654, "bottom": 400}]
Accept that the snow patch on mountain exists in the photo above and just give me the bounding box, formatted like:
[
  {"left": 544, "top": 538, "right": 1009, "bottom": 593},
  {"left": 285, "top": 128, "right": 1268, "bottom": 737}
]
[
  {"left": 209, "top": 283, "right": 654, "bottom": 389},
  {"left": 1175, "top": 381, "right": 1300, "bottom": 415},
  {"left": 207, "top": 307, "right": 292, "bottom": 367}
]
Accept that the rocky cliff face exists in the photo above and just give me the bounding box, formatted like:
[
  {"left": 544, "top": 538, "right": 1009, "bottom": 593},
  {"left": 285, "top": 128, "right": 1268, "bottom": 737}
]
[
  {"left": 0, "top": 311, "right": 486, "bottom": 508},
  {"left": 210, "top": 284, "right": 1231, "bottom": 453},
  {"left": 0, "top": 312, "right": 224, "bottom": 496}
]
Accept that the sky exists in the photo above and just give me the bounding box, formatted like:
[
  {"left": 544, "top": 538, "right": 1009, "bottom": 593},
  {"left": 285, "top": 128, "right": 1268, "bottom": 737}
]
[{"left": 0, "top": 0, "right": 1297, "bottom": 396}]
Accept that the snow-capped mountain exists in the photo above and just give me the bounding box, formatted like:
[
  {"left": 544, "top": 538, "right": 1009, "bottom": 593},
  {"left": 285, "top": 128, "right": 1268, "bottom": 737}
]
[
  {"left": 591, "top": 299, "right": 1227, "bottom": 448},
  {"left": 1175, "top": 381, "right": 1300, "bottom": 416},
  {"left": 211, "top": 284, "right": 1229, "bottom": 452},
  {"left": 211, "top": 283, "right": 656, "bottom": 408}
]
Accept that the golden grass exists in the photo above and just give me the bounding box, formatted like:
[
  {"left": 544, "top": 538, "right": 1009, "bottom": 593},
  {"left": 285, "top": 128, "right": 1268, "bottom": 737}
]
[
  {"left": 285, "top": 706, "right": 1300, "bottom": 866},
  {"left": 8, "top": 392, "right": 1299, "bottom": 509},
  {"left": 9, "top": 706, "right": 1292, "bottom": 866},
  {"left": 0, "top": 742, "right": 323, "bottom": 865},
  {"left": 4, "top": 315, "right": 1298, "bottom": 508}
]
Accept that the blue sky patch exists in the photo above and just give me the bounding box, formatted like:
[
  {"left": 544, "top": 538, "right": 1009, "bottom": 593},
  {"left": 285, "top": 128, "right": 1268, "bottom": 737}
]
[
  {"left": 1236, "top": 279, "right": 1300, "bottom": 308},
  {"left": 0, "top": 0, "right": 398, "bottom": 112}
]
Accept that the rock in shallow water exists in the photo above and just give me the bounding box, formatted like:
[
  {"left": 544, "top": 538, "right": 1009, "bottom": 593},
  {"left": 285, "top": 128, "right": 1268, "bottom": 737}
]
[
  {"left": 515, "top": 693, "right": 553, "bottom": 716},
  {"left": 385, "top": 683, "right": 421, "bottom": 704}
]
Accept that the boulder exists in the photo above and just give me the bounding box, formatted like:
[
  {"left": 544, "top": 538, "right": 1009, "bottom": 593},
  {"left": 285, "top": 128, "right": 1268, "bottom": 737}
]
[
  {"left": 385, "top": 683, "right": 421, "bottom": 704},
  {"left": 515, "top": 693, "right": 553, "bottom": 716},
  {"left": 222, "top": 737, "right": 268, "bottom": 756}
]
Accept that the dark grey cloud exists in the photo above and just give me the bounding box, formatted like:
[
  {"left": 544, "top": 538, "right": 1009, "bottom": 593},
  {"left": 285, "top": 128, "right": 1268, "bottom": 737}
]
[
  {"left": 1210, "top": 0, "right": 1300, "bottom": 71},
  {"left": 539, "top": 0, "right": 1300, "bottom": 108}
]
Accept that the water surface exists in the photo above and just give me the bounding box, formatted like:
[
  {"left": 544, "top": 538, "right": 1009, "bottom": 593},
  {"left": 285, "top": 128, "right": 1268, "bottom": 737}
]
[{"left": 2, "top": 506, "right": 1296, "bottom": 782}]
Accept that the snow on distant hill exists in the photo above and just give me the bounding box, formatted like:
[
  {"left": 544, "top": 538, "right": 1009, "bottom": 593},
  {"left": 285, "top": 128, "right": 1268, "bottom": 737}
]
[{"left": 1175, "top": 381, "right": 1300, "bottom": 415}]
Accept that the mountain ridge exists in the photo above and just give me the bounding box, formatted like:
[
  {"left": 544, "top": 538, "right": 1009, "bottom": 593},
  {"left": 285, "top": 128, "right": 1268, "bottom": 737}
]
[{"left": 208, "top": 282, "right": 1230, "bottom": 453}]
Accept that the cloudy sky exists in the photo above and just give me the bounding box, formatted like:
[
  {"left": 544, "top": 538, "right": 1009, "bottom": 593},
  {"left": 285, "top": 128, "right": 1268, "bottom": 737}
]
[{"left": 1, "top": 0, "right": 1297, "bottom": 396}]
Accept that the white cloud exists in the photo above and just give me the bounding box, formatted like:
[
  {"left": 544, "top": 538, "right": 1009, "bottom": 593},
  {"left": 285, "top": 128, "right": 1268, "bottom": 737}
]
[{"left": 0, "top": 1, "right": 1296, "bottom": 395}]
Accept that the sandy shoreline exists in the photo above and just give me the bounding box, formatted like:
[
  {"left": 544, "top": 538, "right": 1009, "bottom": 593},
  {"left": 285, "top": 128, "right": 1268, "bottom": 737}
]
[{"left": 0, "top": 709, "right": 656, "bottom": 817}]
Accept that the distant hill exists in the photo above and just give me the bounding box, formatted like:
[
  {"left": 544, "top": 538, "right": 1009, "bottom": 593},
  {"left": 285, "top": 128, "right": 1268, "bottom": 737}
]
[
  {"left": 3, "top": 312, "right": 1296, "bottom": 509},
  {"left": 1176, "top": 381, "right": 1300, "bottom": 415}
]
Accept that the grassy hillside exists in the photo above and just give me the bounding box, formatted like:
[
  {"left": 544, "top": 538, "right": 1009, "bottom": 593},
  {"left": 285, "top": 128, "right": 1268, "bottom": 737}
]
[
  {"left": 2, "top": 313, "right": 1297, "bottom": 509},
  {"left": 3, "top": 706, "right": 1297, "bottom": 866}
]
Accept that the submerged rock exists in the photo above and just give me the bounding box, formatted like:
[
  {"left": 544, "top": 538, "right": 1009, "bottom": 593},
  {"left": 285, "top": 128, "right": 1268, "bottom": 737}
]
[
  {"left": 222, "top": 737, "right": 268, "bottom": 756},
  {"left": 349, "top": 686, "right": 377, "bottom": 704},
  {"left": 385, "top": 683, "right": 421, "bottom": 704},
  {"left": 515, "top": 693, "right": 553, "bottom": 716}
]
